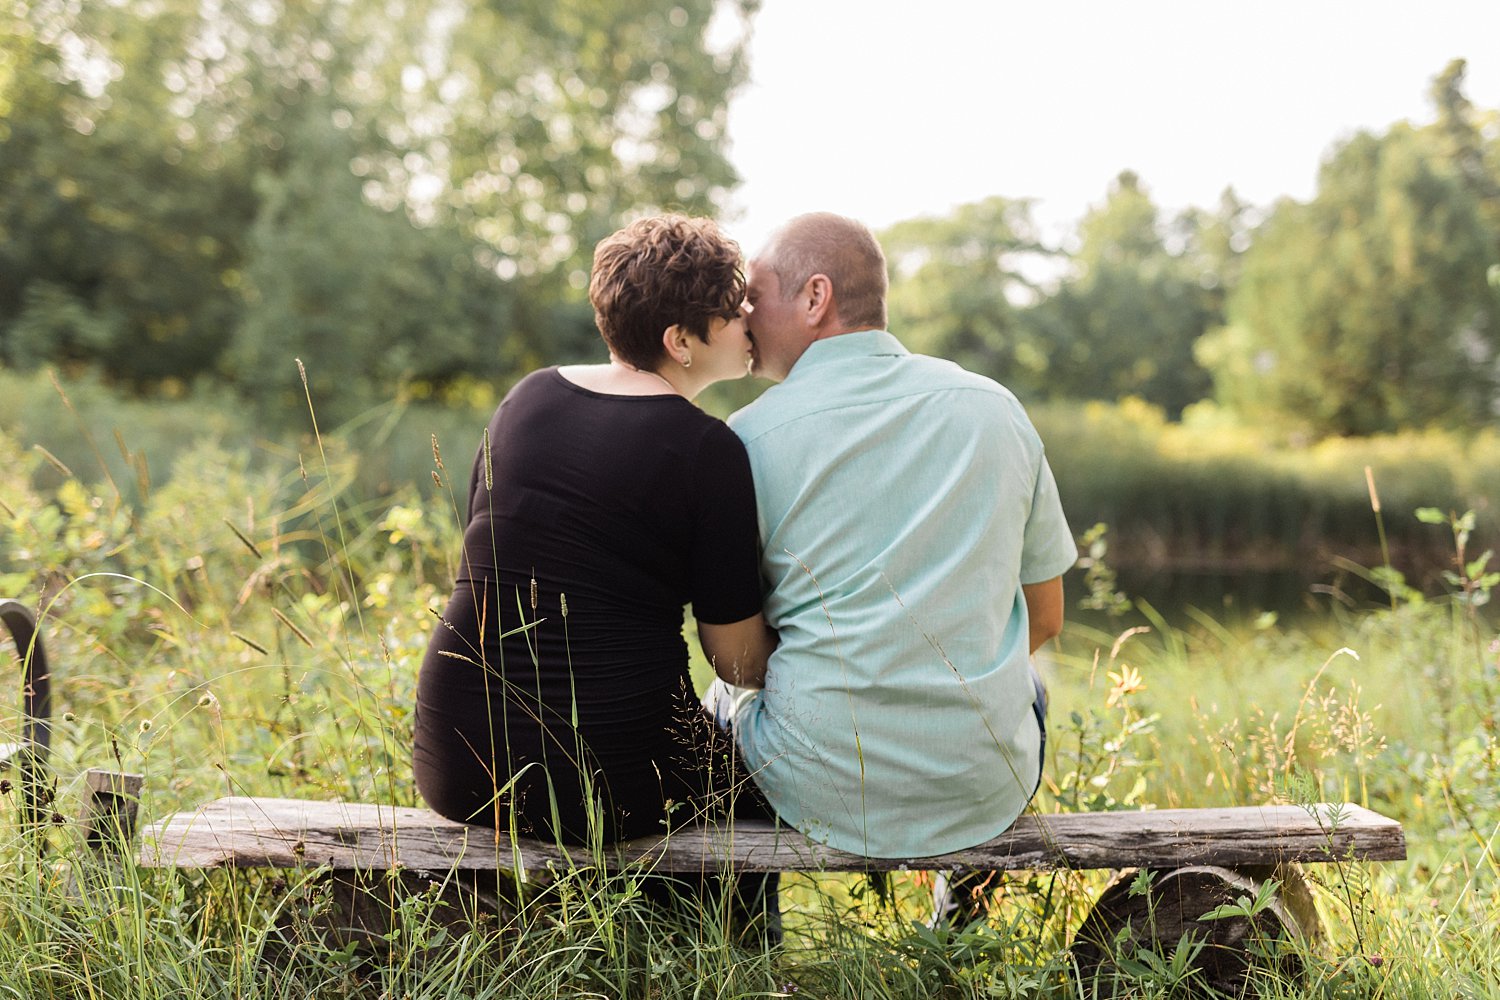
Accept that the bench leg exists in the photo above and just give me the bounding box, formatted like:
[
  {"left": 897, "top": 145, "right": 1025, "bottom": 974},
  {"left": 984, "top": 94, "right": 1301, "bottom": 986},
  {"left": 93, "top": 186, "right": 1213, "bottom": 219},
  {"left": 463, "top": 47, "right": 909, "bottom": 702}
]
[
  {"left": 265, "top": 867, "right": 522, "bottom": 964},
  {"left": 83, "top": 769, "right": 144, "bottom": 855},
  {"left": 1071, "top": 864, "right": 1318, "bottom": 994}
]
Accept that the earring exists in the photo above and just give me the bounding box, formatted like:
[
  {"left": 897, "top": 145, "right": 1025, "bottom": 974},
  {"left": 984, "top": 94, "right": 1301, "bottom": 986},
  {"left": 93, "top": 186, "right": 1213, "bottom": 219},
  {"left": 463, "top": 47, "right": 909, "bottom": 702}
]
[{"left": 681, "top": 355, "right": 692, "bottom": 369}]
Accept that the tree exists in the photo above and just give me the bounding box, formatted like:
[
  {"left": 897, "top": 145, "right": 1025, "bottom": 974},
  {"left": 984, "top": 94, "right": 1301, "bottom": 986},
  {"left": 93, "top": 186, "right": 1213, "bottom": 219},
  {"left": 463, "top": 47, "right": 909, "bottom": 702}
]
[
  {"left": 1197, "top": 85, "right": 1500, "bottom": 436},
  {"left": 0, "top": 4, "right": 252, "bottom": 386},
  {"left": 882, "top": 197, "right": 1054, "bottom": 398},
  {"left": 227, "top": 104, "right": 518, "bottom": 424},
  {"left": 0, "top": 0, "right": 757, "bottom": 415},
  {"left": 1429, "top": 59, "right": 1500, "bottom": 236},
  {"left": 1028, "top": 172, "right": 1219, "bottom": 416}
]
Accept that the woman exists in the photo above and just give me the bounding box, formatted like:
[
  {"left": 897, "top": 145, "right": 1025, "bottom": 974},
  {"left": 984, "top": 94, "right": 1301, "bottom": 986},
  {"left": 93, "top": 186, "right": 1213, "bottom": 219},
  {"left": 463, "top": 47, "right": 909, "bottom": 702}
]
[{"left": 414, "top": 216, "right": 776, "bottom": 846}]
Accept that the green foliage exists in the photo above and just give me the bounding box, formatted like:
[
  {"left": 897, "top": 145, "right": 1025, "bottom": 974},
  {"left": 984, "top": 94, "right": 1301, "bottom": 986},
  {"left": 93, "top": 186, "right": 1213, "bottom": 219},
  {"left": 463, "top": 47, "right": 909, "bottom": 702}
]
[
  {"left": 226, "top": 106, "right": 519, "bottom": 425},
  {"left": 1033, "top": 398, "right": 1500, "bottom": 588},
  {"left": 879, "top": 63, "right": 1499, "bottom": 436},
  {"left": 0, "top": 3, "right": 251, "bottom": 385},
  {"left": 1029, "top": 172, "right": 1222, "bottom": 416},
  {"left": 0, "top": 0, "right": 755, "bottom": 423},
  {"left": 883, "top": 197, "right": 1054, "bottom": 397},
  {"left": 1198, "top": 61, "right": 1500, "bottom": 435}
]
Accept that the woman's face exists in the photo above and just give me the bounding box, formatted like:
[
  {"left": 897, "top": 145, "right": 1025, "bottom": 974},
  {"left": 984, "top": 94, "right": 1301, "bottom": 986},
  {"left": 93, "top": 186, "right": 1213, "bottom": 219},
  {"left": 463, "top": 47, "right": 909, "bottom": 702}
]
[{"left": 695, "top": 309, "right": 755, "bottom": 383}]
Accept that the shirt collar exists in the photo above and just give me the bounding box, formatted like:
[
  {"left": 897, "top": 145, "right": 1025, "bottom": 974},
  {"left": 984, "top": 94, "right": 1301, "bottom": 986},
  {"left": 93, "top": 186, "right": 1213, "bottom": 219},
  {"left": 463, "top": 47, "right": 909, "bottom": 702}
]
[{"left": 787, "top": 329, "right": 908, "bottom": 378}]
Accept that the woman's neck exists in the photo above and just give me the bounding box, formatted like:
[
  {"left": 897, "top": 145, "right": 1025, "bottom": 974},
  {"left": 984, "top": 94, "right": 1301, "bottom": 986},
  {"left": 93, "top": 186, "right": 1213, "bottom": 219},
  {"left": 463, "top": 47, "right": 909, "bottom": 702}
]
[{"left": 557, "top": 359, "right": 699, "bottom": 400}]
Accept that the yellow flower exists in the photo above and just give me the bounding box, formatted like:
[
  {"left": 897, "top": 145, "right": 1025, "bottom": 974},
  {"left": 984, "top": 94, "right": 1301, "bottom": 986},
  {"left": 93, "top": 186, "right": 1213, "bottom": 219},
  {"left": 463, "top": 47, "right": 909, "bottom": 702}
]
[{"left": 1106, "top": 664, "right": 1144, "bottom": 708}]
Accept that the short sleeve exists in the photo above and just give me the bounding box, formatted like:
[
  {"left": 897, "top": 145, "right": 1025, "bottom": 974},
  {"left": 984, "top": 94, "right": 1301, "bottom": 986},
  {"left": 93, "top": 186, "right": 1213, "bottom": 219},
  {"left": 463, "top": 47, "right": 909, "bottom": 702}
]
[
  {"left": 1019, "top": 454, "right": 1079, "bottom": 584},
  {"left": 688, "top": 420, "right": 765, "bottom": 624}
]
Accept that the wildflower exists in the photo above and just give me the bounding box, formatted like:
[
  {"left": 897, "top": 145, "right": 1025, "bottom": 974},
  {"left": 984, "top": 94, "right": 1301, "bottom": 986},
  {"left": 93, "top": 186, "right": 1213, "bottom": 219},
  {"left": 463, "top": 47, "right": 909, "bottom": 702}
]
[
  {"left": 0, "top": 779, "right": 11, "bottom": 795},
  {"left": 1106, "top": 664, "right": 1145, "bottom": 708},
  {"left": 139, "top": 718, "right": 154, "bottom": 733}
]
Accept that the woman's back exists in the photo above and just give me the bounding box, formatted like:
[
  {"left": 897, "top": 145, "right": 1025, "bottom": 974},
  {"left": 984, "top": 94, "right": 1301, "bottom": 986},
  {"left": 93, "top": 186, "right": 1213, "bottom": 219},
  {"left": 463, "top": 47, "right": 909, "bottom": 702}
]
[{"left": 414, "top": 368, "right": 761, "bottom": 842}]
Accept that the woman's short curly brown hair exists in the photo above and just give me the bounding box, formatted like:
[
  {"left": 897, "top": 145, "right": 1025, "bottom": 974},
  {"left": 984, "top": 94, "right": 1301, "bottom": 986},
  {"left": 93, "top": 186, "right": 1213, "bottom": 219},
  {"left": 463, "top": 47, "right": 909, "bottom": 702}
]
[{"left": 589, "top": 215, "right": 745, "bottom": 370}]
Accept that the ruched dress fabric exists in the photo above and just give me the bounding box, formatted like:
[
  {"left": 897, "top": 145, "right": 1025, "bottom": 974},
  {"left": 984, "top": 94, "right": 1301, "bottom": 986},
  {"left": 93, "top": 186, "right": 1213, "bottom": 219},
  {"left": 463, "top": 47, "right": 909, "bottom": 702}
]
[{"left": 414, "top": 368, "right": 764, "bottom": 844}]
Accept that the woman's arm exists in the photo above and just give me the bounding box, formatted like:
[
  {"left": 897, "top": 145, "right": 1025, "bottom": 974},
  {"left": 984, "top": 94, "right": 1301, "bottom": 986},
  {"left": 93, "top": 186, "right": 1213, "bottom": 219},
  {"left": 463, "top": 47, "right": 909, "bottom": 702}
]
[{"left": 698, "top": 613, "right": 778, "bottom": 690}]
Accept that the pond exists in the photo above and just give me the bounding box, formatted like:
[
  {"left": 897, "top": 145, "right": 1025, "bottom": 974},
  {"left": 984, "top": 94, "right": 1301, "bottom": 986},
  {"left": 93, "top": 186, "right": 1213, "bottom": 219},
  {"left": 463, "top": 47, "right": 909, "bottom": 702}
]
[{"left": 1071, "top": 561, "right": 1402, "bottom": 636}]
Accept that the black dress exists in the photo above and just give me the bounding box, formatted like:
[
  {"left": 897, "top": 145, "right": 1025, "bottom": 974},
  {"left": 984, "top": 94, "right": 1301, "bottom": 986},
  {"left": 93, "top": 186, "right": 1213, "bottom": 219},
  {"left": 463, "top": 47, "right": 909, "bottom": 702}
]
[{"left": 413, "top": 368, "right": 764, "bottom": 843}]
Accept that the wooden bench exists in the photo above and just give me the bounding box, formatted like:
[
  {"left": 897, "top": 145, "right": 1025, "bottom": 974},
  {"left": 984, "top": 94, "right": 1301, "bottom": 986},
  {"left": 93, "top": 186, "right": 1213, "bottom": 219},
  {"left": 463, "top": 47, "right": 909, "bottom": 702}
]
[
  {"left": 141, "top": 796, "right": 1403, "bottom": 875},
  {"left": 133, "top": 792, "right": 1405, "bottom": 988}
]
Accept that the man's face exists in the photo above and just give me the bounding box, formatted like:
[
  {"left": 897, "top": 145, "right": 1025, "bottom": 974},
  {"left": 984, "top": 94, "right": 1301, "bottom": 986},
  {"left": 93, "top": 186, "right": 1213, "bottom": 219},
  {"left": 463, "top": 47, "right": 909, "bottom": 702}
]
[{"left": 745, "top": 260, "right": 804, "bottom": 382}]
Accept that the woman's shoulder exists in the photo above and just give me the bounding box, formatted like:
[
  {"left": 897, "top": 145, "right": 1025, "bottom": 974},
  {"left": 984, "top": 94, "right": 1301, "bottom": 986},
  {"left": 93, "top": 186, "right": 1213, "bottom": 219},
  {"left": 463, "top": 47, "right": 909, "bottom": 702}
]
[
  {"left": 686, "top": 414, "right": 752, "bottom": 485},
  {"left": 693, "top": 411, "right": 745, "bottom": 449},
  {"left": 510, "top": 366, "right": 562, "bottom": 395},
  {"left": 492, "top": 367, "right": 575, "bottom": 412}
]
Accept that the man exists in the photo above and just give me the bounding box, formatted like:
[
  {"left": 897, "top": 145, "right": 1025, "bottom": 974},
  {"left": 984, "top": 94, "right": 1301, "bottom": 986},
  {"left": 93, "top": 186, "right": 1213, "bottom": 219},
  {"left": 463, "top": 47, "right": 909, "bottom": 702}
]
[{"left": 711, "top": 212, "right": 1076, "bottom": 915}]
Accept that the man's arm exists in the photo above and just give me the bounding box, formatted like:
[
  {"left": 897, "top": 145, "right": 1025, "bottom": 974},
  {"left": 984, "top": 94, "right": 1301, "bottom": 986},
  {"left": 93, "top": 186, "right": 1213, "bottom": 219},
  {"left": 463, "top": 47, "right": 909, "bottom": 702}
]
[
  {"left": 698, "top": 613, "right": 778, "bottom": 689},
  {"left": 1022, "top": 576, "right": 1065, "bottom": 654}
]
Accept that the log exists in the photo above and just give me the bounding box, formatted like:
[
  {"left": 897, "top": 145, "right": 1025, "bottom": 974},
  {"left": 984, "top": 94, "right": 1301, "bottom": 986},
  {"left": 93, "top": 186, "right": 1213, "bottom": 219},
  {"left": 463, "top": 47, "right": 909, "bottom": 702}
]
[
  {"left": 141, "top": 797, "right": 1406, "bottom": 874},
  {"left": 1072, "top": 864, "right": 1316, "bottom": 995}
]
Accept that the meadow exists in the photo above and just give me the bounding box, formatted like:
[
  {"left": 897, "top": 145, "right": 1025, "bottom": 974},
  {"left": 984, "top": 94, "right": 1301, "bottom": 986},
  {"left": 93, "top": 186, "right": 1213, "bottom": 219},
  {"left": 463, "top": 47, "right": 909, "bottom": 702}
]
[{"left": 1, "top": 379, "right": 1498, "bottom": 998}]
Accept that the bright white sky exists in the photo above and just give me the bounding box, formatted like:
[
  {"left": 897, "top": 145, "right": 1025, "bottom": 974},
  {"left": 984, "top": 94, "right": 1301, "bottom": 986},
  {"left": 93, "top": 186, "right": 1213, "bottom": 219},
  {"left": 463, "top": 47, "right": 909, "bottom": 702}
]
[{"left": 721, "top": 0, "right": 1500, "bottom": 255}]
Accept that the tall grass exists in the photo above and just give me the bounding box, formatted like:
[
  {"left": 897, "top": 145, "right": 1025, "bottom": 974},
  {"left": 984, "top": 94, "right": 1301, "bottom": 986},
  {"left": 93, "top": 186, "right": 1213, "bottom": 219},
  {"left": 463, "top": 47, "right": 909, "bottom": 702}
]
[
  {"left": 1, "top": 396, "right": 1498, "bottom": 996},
  {"left": 1034, "top": 397, "right": 1500, "bottom": 586}
]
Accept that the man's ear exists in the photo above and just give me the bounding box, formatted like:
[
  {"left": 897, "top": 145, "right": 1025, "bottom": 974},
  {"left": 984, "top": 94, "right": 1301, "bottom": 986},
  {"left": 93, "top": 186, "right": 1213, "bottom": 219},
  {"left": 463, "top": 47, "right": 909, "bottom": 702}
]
[{"left": 804, "top": 274, "right": 835, "bottom": 327}]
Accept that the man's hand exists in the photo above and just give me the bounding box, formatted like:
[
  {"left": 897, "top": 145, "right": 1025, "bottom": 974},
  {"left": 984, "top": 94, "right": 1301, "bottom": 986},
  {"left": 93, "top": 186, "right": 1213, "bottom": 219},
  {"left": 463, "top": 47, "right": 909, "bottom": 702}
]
[
  {"left": 1022, "top": 576, "right": 1064, "bottom": 654},
  {"left": 698, "top": 613, "right": 778, "bottom": 689}
]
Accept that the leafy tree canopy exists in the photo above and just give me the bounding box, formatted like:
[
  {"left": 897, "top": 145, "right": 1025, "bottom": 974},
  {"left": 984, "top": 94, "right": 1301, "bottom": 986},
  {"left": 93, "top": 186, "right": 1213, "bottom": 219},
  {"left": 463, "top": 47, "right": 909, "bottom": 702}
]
[
  {"left": 0, "top": 0, "right": 756, "bottom": 422},
  {"left": 1029, "top": 171, "right": 1227, "bottom": 416},
  {"left": 1198, "top": 60, "right": 1500, "bottom": 436},
  {"left": 883, "top": 196, "right": 1054, "bottom": 398}
]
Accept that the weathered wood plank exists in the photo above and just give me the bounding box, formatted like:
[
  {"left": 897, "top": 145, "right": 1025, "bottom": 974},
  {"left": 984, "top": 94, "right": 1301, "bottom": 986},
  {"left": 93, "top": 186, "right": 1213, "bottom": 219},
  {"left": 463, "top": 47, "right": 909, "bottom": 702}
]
[{"left": 141, "top": 798, "right": 1406, "bottom": 873}]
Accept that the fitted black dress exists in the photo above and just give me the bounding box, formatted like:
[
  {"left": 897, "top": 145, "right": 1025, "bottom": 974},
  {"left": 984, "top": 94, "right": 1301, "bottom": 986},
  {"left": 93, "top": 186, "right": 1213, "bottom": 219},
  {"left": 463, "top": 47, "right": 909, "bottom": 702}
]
[{"left": 413, "top": 368, "right": 763, "bottom": 843}]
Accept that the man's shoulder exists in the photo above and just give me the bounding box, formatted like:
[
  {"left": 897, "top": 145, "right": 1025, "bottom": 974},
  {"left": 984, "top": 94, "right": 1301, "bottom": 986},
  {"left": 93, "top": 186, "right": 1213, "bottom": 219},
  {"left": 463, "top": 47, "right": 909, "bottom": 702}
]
[
  {"left": 726, "top": 382, "right": 794, "bottom": 441},
  {"left": 729, "top": 352, "right": 1027, "bottom": 441},
  {"left": 885, "top": 354, "right": 1034, "bottom": 432},
  {"left": 908, "top": 352, "right": 1017, "bottom": 395}
]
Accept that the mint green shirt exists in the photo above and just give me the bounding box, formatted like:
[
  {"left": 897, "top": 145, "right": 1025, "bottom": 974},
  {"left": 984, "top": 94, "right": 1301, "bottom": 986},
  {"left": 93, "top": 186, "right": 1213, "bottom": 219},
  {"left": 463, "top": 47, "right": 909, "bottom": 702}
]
[{"left": 727, "top": 330, "right": 1077, "bottom": 857}]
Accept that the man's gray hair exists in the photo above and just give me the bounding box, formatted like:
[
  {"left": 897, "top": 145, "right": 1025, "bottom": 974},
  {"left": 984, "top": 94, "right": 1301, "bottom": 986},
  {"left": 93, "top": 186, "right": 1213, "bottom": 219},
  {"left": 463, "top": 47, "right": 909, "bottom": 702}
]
[{"left": 759, "top": 213, "right": 888, "bottom": 331}]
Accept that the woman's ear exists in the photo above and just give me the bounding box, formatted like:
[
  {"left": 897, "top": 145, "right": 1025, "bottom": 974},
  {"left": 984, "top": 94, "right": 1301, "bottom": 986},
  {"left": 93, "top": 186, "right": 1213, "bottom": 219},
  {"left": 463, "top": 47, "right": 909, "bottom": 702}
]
[{"left": 661, "top": 324, "right": 691, "bottom": 366}]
